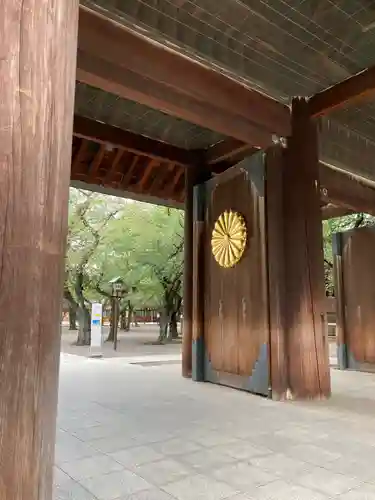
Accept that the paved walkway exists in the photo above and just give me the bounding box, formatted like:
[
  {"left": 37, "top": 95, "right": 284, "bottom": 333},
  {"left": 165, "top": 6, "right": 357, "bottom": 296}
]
[
  {"left": 55, "top": 354, "right": 375, "bottom": 500},
  {"left": 60, "top": 325, "right": 182, "bottom": 359}
]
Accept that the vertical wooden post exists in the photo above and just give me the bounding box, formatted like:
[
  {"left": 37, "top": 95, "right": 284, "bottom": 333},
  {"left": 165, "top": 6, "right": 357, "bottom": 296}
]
[
  {"left": 332, "top": 233, "right": 348, "bottom": 369},
  {"left": 182, "top": 167, "right": 199, "bottom": 377},
  {"left": 283, "top": 98, "right": 331, "bottom": 398},
  {"left": 192, "top": 183, "right": 206, "bottom": 381},
  {"left": 0, "top": 1, "right": 79, "bottom": 499},
  {"left": 265, "top": 147, "right": 288, "bottom": 399}
]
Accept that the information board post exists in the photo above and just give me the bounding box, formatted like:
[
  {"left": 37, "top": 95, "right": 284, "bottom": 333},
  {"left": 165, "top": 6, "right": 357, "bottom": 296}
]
[{"left": 90, "top": 303, "right": 103, "bottom": 358}]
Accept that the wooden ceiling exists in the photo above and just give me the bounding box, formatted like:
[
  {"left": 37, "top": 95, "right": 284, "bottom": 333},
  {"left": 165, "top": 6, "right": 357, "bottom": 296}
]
[
  {"left": 71, "top": 3, "right": 375, "bottom": 217},
  {"left": 71, "top": 117, "right": 190, "bottom": 205},
  {"left": 70, "top": 114, "right": 375, "bottom": 218}
]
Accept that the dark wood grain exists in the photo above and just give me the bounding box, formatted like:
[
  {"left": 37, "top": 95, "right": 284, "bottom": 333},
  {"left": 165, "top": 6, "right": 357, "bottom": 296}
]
[
  {"left": 139, "top": 160, "right": 158, "bottom": 190},
  {"left": 88, "top": 143, "right": 107, "bottom": 182},
  {"left": 265, "top": 146, "right": 288, "bottom": 399},
  {"left": 182, "top": 166, "right": 201, "bottom": 377},
  {"left": 204, "top": 168, "right": 269, "bottom": 381},
  {"left": 0, "top": 1, "right": 79, "bottom": 498},
  {"left": 71, "top": 138, "right": 89, "bottom": 175},
  {"left": 74, "top": 115, "right": 196, "bottom": 166},
  {"left": 77, "top": 8, "right": 290, "bottom": 140},
  {"left": 332, "top": 233, "right": 347, "bottom": 369},
  {"left": 283, "top": 98, "right": 330, "bottom": 399},
  {"left": 166, "top": 167, "right": 184, "bottom": 198},
  {"left": 205, "top": 139, "right": 257, "bottom": 165},
  {"left": 76, "top": 50, "right": 274, "bottom": 146},
  {"left": 309, "top": 65, "right": 375, "bottom": 117},
  {"left": 105, "top": 149, "right": 126, "bottom": 185},
  {"left": 339, "top": 228, "right": 375, "bottom": 369}
]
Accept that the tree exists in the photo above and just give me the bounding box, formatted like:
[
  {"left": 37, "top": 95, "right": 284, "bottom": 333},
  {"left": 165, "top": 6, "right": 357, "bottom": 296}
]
[
  {"left": 65, "top": 190, "right": 122, "bottom": 345},
  {"left": 136, "top": 208, "right": 184, "bottom": 342},
  {"left": 65, "top": 190, "right": 184, "bottom": 345},
  {"left": 107, "top": 204, "right": 184, "bottom": 342}
]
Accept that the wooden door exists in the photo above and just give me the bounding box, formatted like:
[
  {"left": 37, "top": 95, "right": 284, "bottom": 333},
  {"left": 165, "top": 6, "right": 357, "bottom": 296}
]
[
  {"left": 203, "top": 154, "right": 270, "bottom": 396},
  {"left": 334, "top": 227, "right": 375, "bottom": 371}
]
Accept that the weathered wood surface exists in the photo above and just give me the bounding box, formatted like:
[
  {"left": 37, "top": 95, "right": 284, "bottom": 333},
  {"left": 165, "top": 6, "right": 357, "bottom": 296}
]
[
  {"left": 265, "top": 147, "right": 287, "bottom": 399},
  {"left": 338, "top": 228, "right": 375, "bottom": 370},
  {"left": 0, "top": 1, "right": 79, "bottom": 498},
  {"left": 283, "top": 98, "right": 330, "bottom": 399},
  {"left": 182, "top": 167, "right": 197, "bottom": 377},
  {"left": 191, "top": 182, "right": 206, "bottom": 381},
  {"left": 309, "top": 65, "right": 375, "bottom": 118},
  {"left": 204, "top": 166, "right": 269, "bottom": 382},
  {"left": 77, "top": 7, "right": 290, "bottom": 145}
]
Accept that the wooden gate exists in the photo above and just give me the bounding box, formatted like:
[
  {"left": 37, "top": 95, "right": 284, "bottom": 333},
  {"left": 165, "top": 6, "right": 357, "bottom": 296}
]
[
  {"left": 334, "top": 227, "right": 375, "bottom": 371},
  {"left": 197, "top": 154, "right": 270, "bottom": 396}
]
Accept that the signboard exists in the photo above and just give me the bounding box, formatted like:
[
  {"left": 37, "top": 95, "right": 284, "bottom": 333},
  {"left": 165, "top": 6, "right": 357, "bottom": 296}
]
[{"left": 90, "top": 303, "right": 103, "bottom": 348}]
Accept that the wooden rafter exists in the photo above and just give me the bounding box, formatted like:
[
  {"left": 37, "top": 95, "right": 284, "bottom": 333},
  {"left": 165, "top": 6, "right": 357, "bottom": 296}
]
[
  {"left": 104, "top": 148, "right": 124, "bottom": 184},
  {"left": 139, "top": 159, "right": 158, "bottom": 191},
  {"left": 321, "top": 204, "right": 354, "bottom": 220},
  {"left": 121, "top": 156, "right": 140, "bottom": 189},
  {"left": 88, "top": 143, "right": 106, "bottom": 181},
  {"left": 71, "top": 138, "right": 88, "bottom": 175},
  {"left": 73, "top": 115, "right": 196, "bottom": 166},
  {"left": 77, "top": 7, "right": 290, "bottom": 144},
  {"left": 319, "top": 166, "right": 375, "bottom": 216},
  {"left": 205, "top": 139, "right": 257, "bottom": 165},
  {"left": 165, "top": 166, "right": 184, "bottom": 198},
  {"left": 148, "top": 162, "right": 175, "bottom": 194},
  {"left": 309, "top": 65, "right": 375, "bottom": 118}
]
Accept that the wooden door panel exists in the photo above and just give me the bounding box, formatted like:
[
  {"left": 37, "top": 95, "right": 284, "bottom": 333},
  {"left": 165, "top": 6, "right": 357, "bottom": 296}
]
[
  {"left": 336, "top": 227, "right": 375, "bottom": 371},
  {"left": 203, "top": 153, "right": 270, "bottom": 395}
]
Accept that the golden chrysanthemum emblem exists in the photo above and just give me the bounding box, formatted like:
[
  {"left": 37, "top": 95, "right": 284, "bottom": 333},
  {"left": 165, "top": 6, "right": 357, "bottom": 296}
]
[{"left": 211, "top": 210, "right": 247, "bottom": 268}]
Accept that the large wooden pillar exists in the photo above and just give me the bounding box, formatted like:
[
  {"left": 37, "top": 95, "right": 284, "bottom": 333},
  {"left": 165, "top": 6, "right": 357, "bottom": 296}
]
[
  {"left": 0, "top": 1, "right": 79, "bottom": 498},
  {"left": 283, "top": 98, "right": 330, "bottom": 398}
]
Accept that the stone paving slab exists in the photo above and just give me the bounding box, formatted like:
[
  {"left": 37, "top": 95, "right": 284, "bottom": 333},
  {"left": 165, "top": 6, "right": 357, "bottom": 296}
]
[{"left": 55, "top": 353, "right": 375, "bottom": 499}]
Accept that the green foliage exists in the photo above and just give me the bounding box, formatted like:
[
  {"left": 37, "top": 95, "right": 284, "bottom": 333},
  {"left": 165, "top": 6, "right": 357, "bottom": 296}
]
[{"left": 65, "top": 188, "right": 183, "bottom": 341}]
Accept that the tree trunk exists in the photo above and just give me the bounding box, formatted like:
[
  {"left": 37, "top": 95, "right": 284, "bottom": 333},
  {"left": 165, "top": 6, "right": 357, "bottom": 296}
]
[
  {"left": 169, "top": 311, "right": 179, "bottom": 339},
  {"left": 106, "top": 298, "right": 115, "bottom": 341},
  {"left": 134, "top": 313, "right": 139, "bottom": 327},
  {"left": 120, "top": 310, "right": 127, "bottom": 330},
  {"left": 69, "top": 305, "right": 77, "bottom": 330},
  {"left": 76, "top": 305, "right": 91, "bottom": 345},
  {"left": 158, "top": 308, "right": 170, "bottom": 343},
  {"left": 126, "top": 301, "right": 134, "bottom": 330}
]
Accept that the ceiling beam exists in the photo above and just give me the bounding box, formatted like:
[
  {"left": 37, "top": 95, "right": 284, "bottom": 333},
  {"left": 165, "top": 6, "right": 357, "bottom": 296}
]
[
  {"left": 319, "top": 165, "right": 375, "bottom": 216},
  {"left": 76, "top": 51, "right": 275, "bottom": 147},
  {"left": 77, "top": 6, "right": 290, "bottom": 145},
  {"left": 321, "top": 204, "right": 354, "bottom": 220},
  {"left": 70, "top": 180, "right": 183, "bottom": 209},
  {"left": 205, "top": 139, "right": 258, "bottom": 165},
  {"left": 73, "top": 115, "right": 196, "bottom": 166},
  {"left": 309, "top": 65, "right": 375, "bottom": 118}
]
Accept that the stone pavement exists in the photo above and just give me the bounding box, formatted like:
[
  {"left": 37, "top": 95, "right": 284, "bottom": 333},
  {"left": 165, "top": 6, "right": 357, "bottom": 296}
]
[
  {"left": 55, "top": 353, "right": 375, "bottom": 499},
  {"left": 60, "top": 325, "right": 182, "bottom": 359}
]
